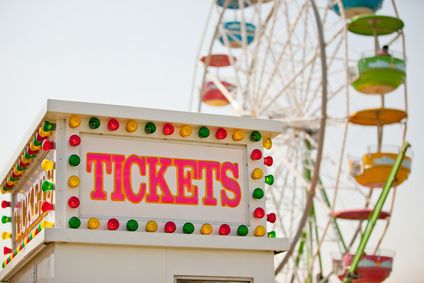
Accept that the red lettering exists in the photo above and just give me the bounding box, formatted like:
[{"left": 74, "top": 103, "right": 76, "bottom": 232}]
[
  {"left": 123, "top": 155, "right": 147, "bottom": 203},
  {"left": 198, "top": 161, "right": 220, "bottom": 206},
  {"left": 174, "top": 159, "right": 199, "bottom": 204},
  {"left": 220, "top": 162, "right": 241, "bottom": 207},
  {"left": 87, "top": 153, "right": 112, "bottom": 200},
  {"left": 145, "top": 157, "right": 175, "bottom": 203}
]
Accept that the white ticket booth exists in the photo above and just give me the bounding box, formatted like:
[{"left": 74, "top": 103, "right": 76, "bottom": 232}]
[{"left": 0, "top": 100, "right": 288, "bottom": 283}]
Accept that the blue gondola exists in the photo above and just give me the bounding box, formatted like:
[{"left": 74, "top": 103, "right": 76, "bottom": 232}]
[
  {"left": 331, "top": 0, "right": 384, "bottom": 18},
  {"left": 218, "top": 21, "right": 256, "bottom": 48},
  {"left": 216, "top": 0, "right": 250, "bottom": 9}
]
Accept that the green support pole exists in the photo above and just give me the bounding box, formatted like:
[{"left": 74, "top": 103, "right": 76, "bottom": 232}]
[{"left": 344, "top": 142, "right": 411, "bottom": 283}]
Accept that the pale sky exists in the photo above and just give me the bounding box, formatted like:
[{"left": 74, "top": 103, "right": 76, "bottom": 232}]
[{"left": 0, "top": 1, "right": 422, "bottom": 282}]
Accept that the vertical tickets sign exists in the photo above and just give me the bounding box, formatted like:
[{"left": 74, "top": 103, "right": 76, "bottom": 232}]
[
  {"left": 13, "top": 170, "right": 54, "bottom": 242},
  {"left": 79, "top": 134, "right": 249, "bottom": 224}
]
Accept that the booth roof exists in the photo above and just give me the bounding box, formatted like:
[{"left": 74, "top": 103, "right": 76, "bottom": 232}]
[{"left": 0, "top": 99, "right": 284, "bottom": 186}]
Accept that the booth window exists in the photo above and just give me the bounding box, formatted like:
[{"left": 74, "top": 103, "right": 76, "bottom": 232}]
[{"left": 175, "top": 276, "right": 252, "bottom": 283}]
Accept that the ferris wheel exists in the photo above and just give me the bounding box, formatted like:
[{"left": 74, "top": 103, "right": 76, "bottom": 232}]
[{"left": 190, "top": 0, "right": 411, "bottom": 282}]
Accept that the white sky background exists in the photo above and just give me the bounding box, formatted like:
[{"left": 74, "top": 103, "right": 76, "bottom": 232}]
[{"left": 0, "top": 1, "right": 422, "bottom": 282}]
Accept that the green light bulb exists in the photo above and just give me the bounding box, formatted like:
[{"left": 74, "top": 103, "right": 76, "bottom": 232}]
[
  {"left": 43, "top": 120, "right": 56, "bottom": 132},
  {"left": 23, "top": 151, "right": 35, "bottom": 160},
  {"left": 126, "top": 219, "right": 139, "bottom": 231},
  {"left": 252, "top": 188, "right": 264, "bottom": 199},
  {"left": 144, "top": 122, "right": 156, "bottom": 134},
  {"left": 265, "top": 175, "right": 274, "bottom": 185},
  {"left": 1, "top": 216, "right": 11, "bottom": 224},
  {"left": 33, "top": 137, "right": 42, "bottom": 146},
  {"left": 42, "top": 180, "right": 55, "bottom": 192},
  {"left": 198, "top": 127, "right": 210, "bottom": 138},
  {"left": 250, "top": 131, "right": 262, "bottom": 142},
  {"left": 68, "top": 217, "right": 81, "bottom": 229},
  {"left": 237, "top": 225, "right": 248, "bottom": 236},
  {"left": 3, "top": 186, "right": 12, "bottom": 192},
  {"left": 88, "top": 117, "right": 101, "bottom": 129},
  {"left": 267, "top": 231, "right": 276, "bottom": 238},
  {"left": 68, "top": 154, "right": 81, "bottom": 166},
  {"left": 183, "top": 222, "right": 195, "bottom": 234}
]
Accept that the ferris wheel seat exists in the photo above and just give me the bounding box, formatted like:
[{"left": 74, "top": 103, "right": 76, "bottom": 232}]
[
  {"left": 200, "top": 54, "right": 236, "bottom": 67},
  {"left": 216, "top": 0, "right": 251, "bottom": 9},
  {"left": 350, "top": 152, "right": 411, "bottom": 188},
  {"left": 218, "top": 21, "right": 256, "bottom": 48},
  {"left": 331, "top": 209, "right": 390, "bottom": 220},
  {"left": 202, "top": 81, "right": 235, "bottom": 106},
  {"left": 352, "top": 55, "right": 406, "bottom": 94},
  {"left": 334, "top": 252, "right": 393, "bottom": 283},
  {"left": 331, "top": 0, "right": 384, "bottom": 19},
  {"left": 348, "top": 14, "right": 404, "bottom": 36},
  {"left": 348, "top": 108, "right": 407, "bottom": 126}
]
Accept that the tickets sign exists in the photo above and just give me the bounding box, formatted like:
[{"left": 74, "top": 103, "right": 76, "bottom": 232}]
[{"left": 79, "top": 134, "right": 248, "bottom": 224}]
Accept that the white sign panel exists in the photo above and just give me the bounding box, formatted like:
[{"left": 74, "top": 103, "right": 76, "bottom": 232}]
[{"left": 79, "top": 134, "right": 249, "bottom": 224}]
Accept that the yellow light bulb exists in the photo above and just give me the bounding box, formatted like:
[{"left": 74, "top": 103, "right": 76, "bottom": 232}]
[
  {"left": 254, "top": 225, "right": 266, "bottom": 237},
  {"left": 201, "top": 223, "right": 213, "bottom": 235},
  {"left": 29, "top": 142, "right": 41, "bottom": 151},
  {"left": 69, "top": 116, "right": 81, "bottom": 128},
  {"left": 232, "top": 129, "right": 245, "bottom": 141},
  {"left": 87, "top": 217, "right": 100, "bottom": 230},
  {"left": 68, "top": 176, "right": 80, "bottom": 188},
  {"left": 126, "top": 120, "right": 138, "bottom": 133},
  {"left": 41, "top": 221, "right": 55, "bottom": 229},
  {"left": 41, "top": 159, "right": 55, "bottom": 171},
  {"left": 145, "top": 220, "right": 158, "bottom": 232},
  {"left": 2, "top": 232, "right": 11, "bottom": 240},
  {"left": 13, "top": 168, "right": 23, "bottom": 176},
  {"left": 38, "top": 128, "right": 50, "bottom": 138},
  {"left": 180, "top": 125, "right": 192, "bottom": 137},
  {"left": 21, "top": 156, "right": 31, "bottom": 165},
  {"left": 251, "top": 168, "right": 264, "bottom": 180},
  {"left": 263, "top": 138, "right": 272, "bottom": 149}
]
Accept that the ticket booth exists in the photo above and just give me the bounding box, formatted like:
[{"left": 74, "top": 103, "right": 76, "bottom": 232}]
[{"left": 0, "top": 100, "right": 288, "bottom": 283}]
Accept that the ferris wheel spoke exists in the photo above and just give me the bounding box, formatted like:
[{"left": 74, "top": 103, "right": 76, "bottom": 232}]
[
  {"left": 254, "top": 1, "right": 310, "bottom": 109},
  {"left": 373, "top": 188, "right": 397, "bottom": 253}
]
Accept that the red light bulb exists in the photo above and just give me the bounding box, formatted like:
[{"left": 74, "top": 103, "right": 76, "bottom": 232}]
[
  {"left": 267, "top": 213, "right": 276, "bottom": 223},
  {"left": 162, "top": 123, "right": 174, "bottom": 135},
  {"left": 107, "top": 218, "right": 120, "bottom": 230},
  {"left": 264, "top": 156, "right": 273, "bottom": 166},
  {"left": 215, "top": 128, "right": 227, "bottom": 140},
  {"left": 253, "top": 207, "right": 265, "bottom": 218},
  {"left": 67, "top": 196, "right": 80, "bottom": 208},
  {"left": 3, "top": 247, "right": 12, "bottom": 255},
  {"left": 11, "top": 172, "right": 19, "bottom": 180},
  {"left": 69, "top": 135, "right": 81, "bottom": 147},
  {"left": 26, "top": 146, "right": 37, "bottom": 156},
  {"left": 19, "top": 160, "right": 28, "bottom": 168},
  {"left": 164, "top": 221, "right": 176, "bottom": 233},
  {"left": 251, "top": 149, "right": 263, "bottom": 160},
  {"left": 107, "top": 119, "right": 120, "bottom": 131},
  {"left": 41, "top": 201, "right": 54, "bottom": 212},
  {"left": 42, "top": 140, "right": 56, "bottom": 151},
  {"left": 35, "top": 133, "right": 46, "bottom": 143},
  {"left": 219, "top": 224, "right": 231, "bottom": 235},
  {"left": 1, "top": 201, "right": 10, "bottom": 208}
]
